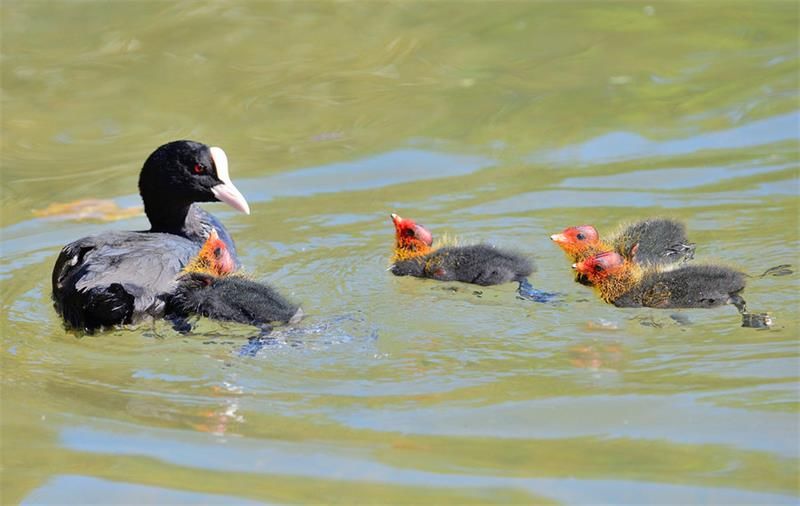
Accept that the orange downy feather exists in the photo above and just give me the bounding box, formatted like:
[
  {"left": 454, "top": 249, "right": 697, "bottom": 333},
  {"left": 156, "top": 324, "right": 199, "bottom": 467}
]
[{"left": 183, "top": 229, "right": 236, "bottom": 277}]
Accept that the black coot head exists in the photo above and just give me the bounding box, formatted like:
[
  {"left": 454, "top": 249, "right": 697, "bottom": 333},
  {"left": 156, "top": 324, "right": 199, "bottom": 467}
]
[{"left": 138, "top": 140, "right": 250, "bottom": 215}]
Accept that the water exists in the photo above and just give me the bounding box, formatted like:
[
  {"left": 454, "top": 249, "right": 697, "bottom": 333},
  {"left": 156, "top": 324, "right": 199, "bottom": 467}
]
[{"left": 2, "top": 1, "right": 798, "bottom": 503}]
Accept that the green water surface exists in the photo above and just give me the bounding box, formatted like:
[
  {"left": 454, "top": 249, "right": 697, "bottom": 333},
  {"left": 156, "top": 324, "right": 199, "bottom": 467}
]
[{"left": 2, "top": 1, "right": 798, "bottom": 504}]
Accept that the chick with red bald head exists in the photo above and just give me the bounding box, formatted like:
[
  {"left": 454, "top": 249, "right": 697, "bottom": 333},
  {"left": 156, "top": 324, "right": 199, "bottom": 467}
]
[
  {"left": 389, "top": 213, "right": 556, "bottom": 302},
  {"left": 551, "top": 218, "right": 696, "bottom": 285},
  {"left": 573, "top": 250, "right": 758, "bottom": 317}
]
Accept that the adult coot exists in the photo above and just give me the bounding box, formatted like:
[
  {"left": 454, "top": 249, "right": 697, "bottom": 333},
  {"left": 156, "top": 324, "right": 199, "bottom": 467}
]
[{"left": 52, "top": 140, "right": 250, "bottom": 332}]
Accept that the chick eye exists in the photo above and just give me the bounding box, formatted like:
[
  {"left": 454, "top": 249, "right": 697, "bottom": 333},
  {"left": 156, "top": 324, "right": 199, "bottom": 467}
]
[
  {"left": 594, "top": 265, "right": 604, "bottom": 272},
  {"left": 403, "top": 229, "right": 415, "bottom": 237},
  {"left": 213, "top": 247, "right": 222, "bottom": 258},
  {"left": 193, "top": 164, "right": 205, "bottom": 175},
  {"left": 576, "top": 233, "right": 586, "bottom": 240}
]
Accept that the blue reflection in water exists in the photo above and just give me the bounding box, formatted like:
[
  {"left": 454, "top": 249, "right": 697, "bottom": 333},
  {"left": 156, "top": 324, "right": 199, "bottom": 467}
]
[
  {"left": 55, "top": 425, "right": 797, "bottom": 505},
  {"left": 536, "top": 111, "right": 799, "bottom": 166},
  {"left": 22, "top": 475, "right": 265, "bottom": 505},
  {"left": 560, "top": 163, "right": 795, "bottom": 190},
  {"left": 240, "top": 149, "right": 494, "bottom": 202}
]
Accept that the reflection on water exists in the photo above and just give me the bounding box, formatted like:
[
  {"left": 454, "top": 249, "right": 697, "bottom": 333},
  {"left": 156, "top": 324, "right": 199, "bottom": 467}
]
[
  {"left": 559, "top": 163, "right": 793, "bottom": 190},
  {"left": 538, "top": 112, "right": 799, "bottom": 166},
  {"left": 243, "top": 149, "right": 494, "bottom": 202},
  {"left": 24, "top": 476, "right": 266, "bottom": 506},
  {"left": 2, "top": 1, "right": 798, "bottom": 504}
]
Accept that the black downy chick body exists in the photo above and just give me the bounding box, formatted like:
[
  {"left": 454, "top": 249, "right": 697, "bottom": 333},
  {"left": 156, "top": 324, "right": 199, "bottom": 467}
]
[
  {"left": 615, "top": 218, "right": 696, "bottom": 265},
  {"left": 613, "top": 264, "right": 746, "bottom": 309},
  {"left": 392, "top": 244, "right": 534, "bottom": 285},
  {"left": 167, "top": 273, "right": 302, "bottom": 328}
]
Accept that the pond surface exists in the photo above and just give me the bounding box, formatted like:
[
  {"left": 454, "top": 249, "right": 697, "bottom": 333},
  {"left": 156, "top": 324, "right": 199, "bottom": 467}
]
[{"left": 2, "top": 2, "right": 798, "bottom": 504}]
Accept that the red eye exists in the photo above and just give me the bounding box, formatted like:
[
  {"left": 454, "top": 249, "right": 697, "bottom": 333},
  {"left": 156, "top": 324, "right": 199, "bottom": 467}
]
[{"left": 193, "top": 164, "right": 204, "bottom": 174}]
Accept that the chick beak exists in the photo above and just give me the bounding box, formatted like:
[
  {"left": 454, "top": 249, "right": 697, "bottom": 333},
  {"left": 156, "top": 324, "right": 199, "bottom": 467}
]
[{"left": 551, "top": 233, "right": 566, "bottom": 243}]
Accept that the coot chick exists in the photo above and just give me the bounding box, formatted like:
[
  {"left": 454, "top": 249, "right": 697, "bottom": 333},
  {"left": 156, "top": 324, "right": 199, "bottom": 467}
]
[
  {"left": 52, "top": 140, "right": 250, "bottom": 332},
  {"left": 389, "top": 213, "right": 556, "bottom": 301},
  {"left": 390, "top": 213, "right": 532, "bottom": 283},
  {"left": 551, "top": 218, "right": 695, "bottom": 285},
  {"left": 167, "top": 235, "right": 302, "bottom": 328},
  {"left": 573, "top": 251, "right": 747, "bottom": 310},
  {"left": 613, "top": 218, "right": 696, "bottom": 265},
  {"left": 168, "top": 274, "right": 302, "bottom": 329},
  {"left": 181, "top": 229, "right": 236, "bottom": 277}
]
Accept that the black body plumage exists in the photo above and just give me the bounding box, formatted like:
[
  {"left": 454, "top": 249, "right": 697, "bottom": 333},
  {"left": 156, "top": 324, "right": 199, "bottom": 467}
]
[
  {"left": 615, "top": 218, "right": 696, "bottom": 265},
  {"left": 167, "top": 274, "right": 301, "bottom": 326},
  {"left": 52, "top": 231, "right": 199, "bottom": 330},
  {"left": 612, "top": 264, "right": 745, "bottom": 309},
  {"left": 392, "top": 244, "right": 534, "bottom": 286}
]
